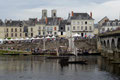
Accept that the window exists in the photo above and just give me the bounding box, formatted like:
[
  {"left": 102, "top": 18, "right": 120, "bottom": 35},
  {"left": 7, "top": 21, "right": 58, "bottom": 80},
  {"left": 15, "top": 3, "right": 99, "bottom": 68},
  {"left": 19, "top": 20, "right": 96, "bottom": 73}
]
[
  {"left": 102, "top": 28, "right": 105, "bottom": 31},
  {"left": 85, "top": 26, "right": 87, "bottom": 30},
  {"left": 77, "top": 26, "right": 79, "bottom": 30},
  {"left": 20, "top": 28, "right": 22, "bottom": 32},
  {"left": 6, "top": 28, "right": 8, "bottom": 32},
  {"left": 39, "top": 32, "right": 41, "bottom": 35},
  {"left": 73, "top": 26, "right": 75, "bottom": 30},
  {"left": 89, "top": 26, "right": 92, "bottom": 31},
  {"left": 25, "top": 33, "right": 28, "bottom": 37},
  {"left": 107, "top": 22, "right": 110, "bottom": 26},
  {"left": 73, "top": 21, "right": 75, "bottom": 25},
  {"left": 85, "top": 21, "right": 87, "bottom": 24},
  {"left": 15, "top": 28, "right": 17, "bottom": 32},
  {"left": 61, "top": 27, "right": 63, "bottom": 30},
  {"left": 54, "top": 13, "right": 56, "bottom": 16},
  {"left": 20, "top": 33, "right": 22, "bottom": 37},
  {"left": 81, "top": 26, "right": 83, "bottom": 30},
  {"left": 67, "top": 27, "right": 69, "bottom": 31},
  {"left": 15, "top": 33, "right": 17, "bottom": 37},
  {"left": 31, "top": 33, "right": 33, "bottom": 37},
  {"left": 81, "top": 21, "right": 83, "bottom": 25},
  {"left": 44, "top": 13, "right": 46, "bottom": 16},
  {"left": 77, "top": 21, "right": 79, "bottom": 25},
  {"left": 11, "top": 28, "right": 13, "bottom": 32},
  {"left": 54, "top": 32, "right": 57, "bottom": 35},
  {"left": 11, "top": 33, "right": 13, "bottom": 37},
  {"left": 6, "top": 33, "right": 8, "bottom": 37},
  {"left": 39, "top": 26, "right": 41, "bottom": 30}
]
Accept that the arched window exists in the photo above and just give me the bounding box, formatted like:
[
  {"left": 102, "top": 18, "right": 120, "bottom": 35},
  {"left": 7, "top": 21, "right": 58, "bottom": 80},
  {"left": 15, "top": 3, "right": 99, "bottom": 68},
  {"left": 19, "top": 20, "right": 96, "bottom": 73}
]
[
  {"left": 111, "top": 39, "right": 115, "bottom": 49},
  {"left": 85, "top": 21, "right": 87, "bottom": 24},
  {"left": 117, "top": 38, "right": 120, "bottom": 49}
]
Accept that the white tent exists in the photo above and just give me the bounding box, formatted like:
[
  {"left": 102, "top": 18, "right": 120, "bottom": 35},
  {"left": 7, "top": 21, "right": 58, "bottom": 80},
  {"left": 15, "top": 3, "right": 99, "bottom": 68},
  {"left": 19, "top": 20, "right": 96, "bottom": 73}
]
[
  {"left": 46, "top": 36, "right": 51, "bottom": 39},
  {"left": 4, "top": 38, "right": 8, "bottom": 41},
  {"left": 10, "top": 39, "right": 14, "bottom": 41},
  {"left": 36, "top": 37, "right": 40, "bottom": 39},
  {"left": 72, "top": 33, "right": 81, "bottom": 37},
  {"left": 0, "top": 39, "right": 3, "bottom": 44},
  {"left": 26, "top": 37, "right": 29, "bottom": 40},
  {"left": 14, "top": 38, "right": 19, "bottom": 41},
  {"left": 52, "top": 36, "right": 56, "bottom": 38},
  {"left": 31, "top": 37, "right": 35, "bottom": 40},
  {"left": 20, "top": 38, "right": 24, "bottom": 40}
]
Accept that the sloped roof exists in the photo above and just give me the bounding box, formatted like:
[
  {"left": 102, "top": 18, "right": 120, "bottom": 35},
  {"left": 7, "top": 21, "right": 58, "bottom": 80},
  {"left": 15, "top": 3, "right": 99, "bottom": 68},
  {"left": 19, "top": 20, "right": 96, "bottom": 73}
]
[{"left": 71, "top": 13, "right": 94, "bottom": 20}]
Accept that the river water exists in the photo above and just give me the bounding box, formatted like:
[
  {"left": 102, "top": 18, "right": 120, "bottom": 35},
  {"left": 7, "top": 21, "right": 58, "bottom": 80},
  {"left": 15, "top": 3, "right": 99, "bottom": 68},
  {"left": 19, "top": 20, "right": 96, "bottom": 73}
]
[{"left": 0, "top": 56, "right": 119, "bottom": 80}]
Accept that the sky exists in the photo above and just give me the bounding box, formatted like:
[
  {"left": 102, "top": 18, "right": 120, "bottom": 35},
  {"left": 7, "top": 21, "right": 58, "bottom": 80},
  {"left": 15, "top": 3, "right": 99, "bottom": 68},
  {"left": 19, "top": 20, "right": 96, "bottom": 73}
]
[{"left": 0, "top": 0, "right": 120, "bottom": 23}]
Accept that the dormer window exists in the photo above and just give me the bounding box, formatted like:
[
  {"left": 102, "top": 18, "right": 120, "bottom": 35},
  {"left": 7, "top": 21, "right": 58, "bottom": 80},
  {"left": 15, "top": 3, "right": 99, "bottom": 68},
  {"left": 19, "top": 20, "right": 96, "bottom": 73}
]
[
  {"left": 113, "top": 22, "right": 116, "bottom": 26},
  {"left": 107, "top": 22, "right": 110, "bottom": 26}
]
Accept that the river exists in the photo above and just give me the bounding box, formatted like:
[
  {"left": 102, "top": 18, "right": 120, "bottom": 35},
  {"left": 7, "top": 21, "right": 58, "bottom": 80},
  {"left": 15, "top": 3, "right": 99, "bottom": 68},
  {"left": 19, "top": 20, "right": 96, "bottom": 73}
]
[{"left": 0, "top": 56, "right": 119, "bottom": 80}]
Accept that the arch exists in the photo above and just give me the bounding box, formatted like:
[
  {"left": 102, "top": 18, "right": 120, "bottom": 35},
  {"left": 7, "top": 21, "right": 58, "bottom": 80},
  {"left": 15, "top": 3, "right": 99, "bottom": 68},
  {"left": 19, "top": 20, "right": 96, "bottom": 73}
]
[
  {"left": 104, "top": 40, "right": 106, "bottom": 48},
  {"left": 111, "top": 39, "right": 115, "bottom": 49},
  {"left": 117, "top": 38, "right": 120, "bottom": 49},
  {"left": 107, "top": 40, "right": 110, "bottom": 48}
]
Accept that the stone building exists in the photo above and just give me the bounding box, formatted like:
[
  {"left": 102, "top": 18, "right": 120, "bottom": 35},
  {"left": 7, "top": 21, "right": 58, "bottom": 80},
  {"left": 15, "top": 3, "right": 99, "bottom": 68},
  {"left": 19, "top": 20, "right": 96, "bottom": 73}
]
[
  {"left": 68, "top": 11, "right": 94, "bottom": 37},
  {"left": 98, "top": 17, "right": 120, "bottom": 33},
  {"left": 0, "top": 9, "right": 96, "bottom": 39}
]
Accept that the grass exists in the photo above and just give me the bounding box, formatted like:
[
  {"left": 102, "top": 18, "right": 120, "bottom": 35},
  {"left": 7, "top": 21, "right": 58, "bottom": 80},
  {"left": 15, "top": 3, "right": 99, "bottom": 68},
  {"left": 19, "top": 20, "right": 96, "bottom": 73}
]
[{"left": 0, "top": 49, "right": 31, "bottom": 55}]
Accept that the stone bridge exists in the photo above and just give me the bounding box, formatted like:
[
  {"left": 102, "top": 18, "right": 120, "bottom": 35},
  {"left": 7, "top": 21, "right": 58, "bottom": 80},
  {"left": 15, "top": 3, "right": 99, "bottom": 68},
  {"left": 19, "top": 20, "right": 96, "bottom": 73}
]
[{"left": 98, "top": 30, "right": 120, "bottom": 63}]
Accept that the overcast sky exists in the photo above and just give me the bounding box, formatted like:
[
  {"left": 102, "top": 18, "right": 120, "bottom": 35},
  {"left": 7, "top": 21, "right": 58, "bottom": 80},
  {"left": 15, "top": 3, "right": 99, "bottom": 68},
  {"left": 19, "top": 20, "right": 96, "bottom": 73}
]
[{"left": 0, "top": 0, "right": 120, "bottom": 23}]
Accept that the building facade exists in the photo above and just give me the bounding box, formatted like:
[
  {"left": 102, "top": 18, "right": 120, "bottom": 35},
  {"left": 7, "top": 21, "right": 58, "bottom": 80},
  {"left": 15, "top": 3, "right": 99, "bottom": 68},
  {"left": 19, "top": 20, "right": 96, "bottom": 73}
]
[
  {"left": 99, "top": 17, "right": 120, "bottom": 33},
  {"left": 69, "top": 11, "right": 94, "bottom": 37},
  {"left": 0, "top": 9, "right": 96, "bottom": 39}
]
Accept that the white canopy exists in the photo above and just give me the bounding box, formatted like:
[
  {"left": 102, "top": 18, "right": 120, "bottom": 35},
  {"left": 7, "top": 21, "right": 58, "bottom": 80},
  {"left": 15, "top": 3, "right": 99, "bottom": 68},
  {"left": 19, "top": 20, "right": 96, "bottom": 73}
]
[
  {"left": 14, "top": 38, "right": 19, "bottom": 41},
  {"left": 31, "top": 37, "right": 35, "bottom": 40},
  {"left": 52, "top": 36, "right": 56, "bottom": 38},
  {"left": 36, "top": 37, "right": 40, "bottom": 39},
  {"left": 72, "top": 33, "right": 81, "bottom": 37},
  {"left": 46, "top": 36, "right": 51, "bottom": 39},
  {"left": 0, "top": 39, "right": 3, "bottom": 41},
  {"left": 20, "top": 38, "right": 24, "bottom": 40},
  {"left": 25, "top": 37, "right": 29, "bottom": 40}
]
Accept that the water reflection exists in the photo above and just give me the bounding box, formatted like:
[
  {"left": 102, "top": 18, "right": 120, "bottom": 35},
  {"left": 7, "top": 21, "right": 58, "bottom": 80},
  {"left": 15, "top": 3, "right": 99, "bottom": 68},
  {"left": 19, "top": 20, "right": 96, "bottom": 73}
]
[
  {"left": 99, "top": 57, "right": 120, "bottom": 76},
  {"left": 0, "top": 56, "right": 119, "bottom": 80}
]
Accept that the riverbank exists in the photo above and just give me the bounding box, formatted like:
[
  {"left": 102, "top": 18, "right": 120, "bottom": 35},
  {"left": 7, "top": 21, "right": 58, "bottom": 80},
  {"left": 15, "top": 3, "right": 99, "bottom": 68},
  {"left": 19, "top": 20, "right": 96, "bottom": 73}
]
[{"left": 0, "top": 49, "right": 32, "bottom": 55}]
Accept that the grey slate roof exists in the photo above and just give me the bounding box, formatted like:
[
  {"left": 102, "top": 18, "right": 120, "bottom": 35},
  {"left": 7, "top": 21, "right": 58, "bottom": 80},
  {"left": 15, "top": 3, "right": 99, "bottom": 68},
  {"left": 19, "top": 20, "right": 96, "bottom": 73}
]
[
  {"left": 71, "top": 13, "right": 94, "bottom": 20},
  {"left": 59, "top": 20, "right": 67, "bottom": 32},
  {"left": 39, "top": 17, "right": 61, "bottom": 25},
  {"left": 102, "top": 20, "right": 120, "bottom": 26}
]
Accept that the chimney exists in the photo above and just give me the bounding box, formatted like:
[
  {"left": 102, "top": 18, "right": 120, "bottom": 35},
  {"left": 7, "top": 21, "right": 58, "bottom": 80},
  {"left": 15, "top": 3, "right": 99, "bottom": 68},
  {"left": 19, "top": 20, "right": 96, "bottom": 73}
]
[
  {"left": 71, "top": 11, "right": 74, "bottom": 17},
  {"left": 90, "top": 12, "right": 92, "bottom": 18},
  {"left": 45, "top": 17, "right": 48, "bottom": 24}
]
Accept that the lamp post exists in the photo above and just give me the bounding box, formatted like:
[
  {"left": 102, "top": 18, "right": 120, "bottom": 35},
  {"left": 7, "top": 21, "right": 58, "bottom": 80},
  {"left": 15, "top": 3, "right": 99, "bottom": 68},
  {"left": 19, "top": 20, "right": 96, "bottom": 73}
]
[{"left": 43, "top": 26, "right": 46, "bottom": 50}]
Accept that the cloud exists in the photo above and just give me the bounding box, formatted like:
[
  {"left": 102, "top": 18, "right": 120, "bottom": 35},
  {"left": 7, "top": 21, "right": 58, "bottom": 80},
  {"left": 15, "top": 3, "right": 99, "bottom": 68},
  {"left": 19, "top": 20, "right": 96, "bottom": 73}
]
[{"left": 0, "top": 0, "right": 120, "bottom": 23}]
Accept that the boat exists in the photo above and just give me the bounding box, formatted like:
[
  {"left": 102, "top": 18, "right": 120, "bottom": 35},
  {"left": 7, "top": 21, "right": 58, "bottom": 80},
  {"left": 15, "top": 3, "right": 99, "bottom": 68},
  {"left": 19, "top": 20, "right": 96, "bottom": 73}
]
[
  {"left": 46, "top": 56, "right": 69, "bottom": 59},
  {"left": 59, "top": 58, "right": 87, "bottom": 65}
]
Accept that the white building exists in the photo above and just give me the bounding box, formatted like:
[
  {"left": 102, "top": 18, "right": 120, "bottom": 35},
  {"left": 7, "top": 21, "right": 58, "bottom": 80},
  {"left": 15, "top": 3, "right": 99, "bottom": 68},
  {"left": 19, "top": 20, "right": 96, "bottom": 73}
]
[
  {"left": 67, "top": 11, "right": 94, "bottom": 37},
  {"left": 99, "top": 17, "right": 120, "bottom": 33}
]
